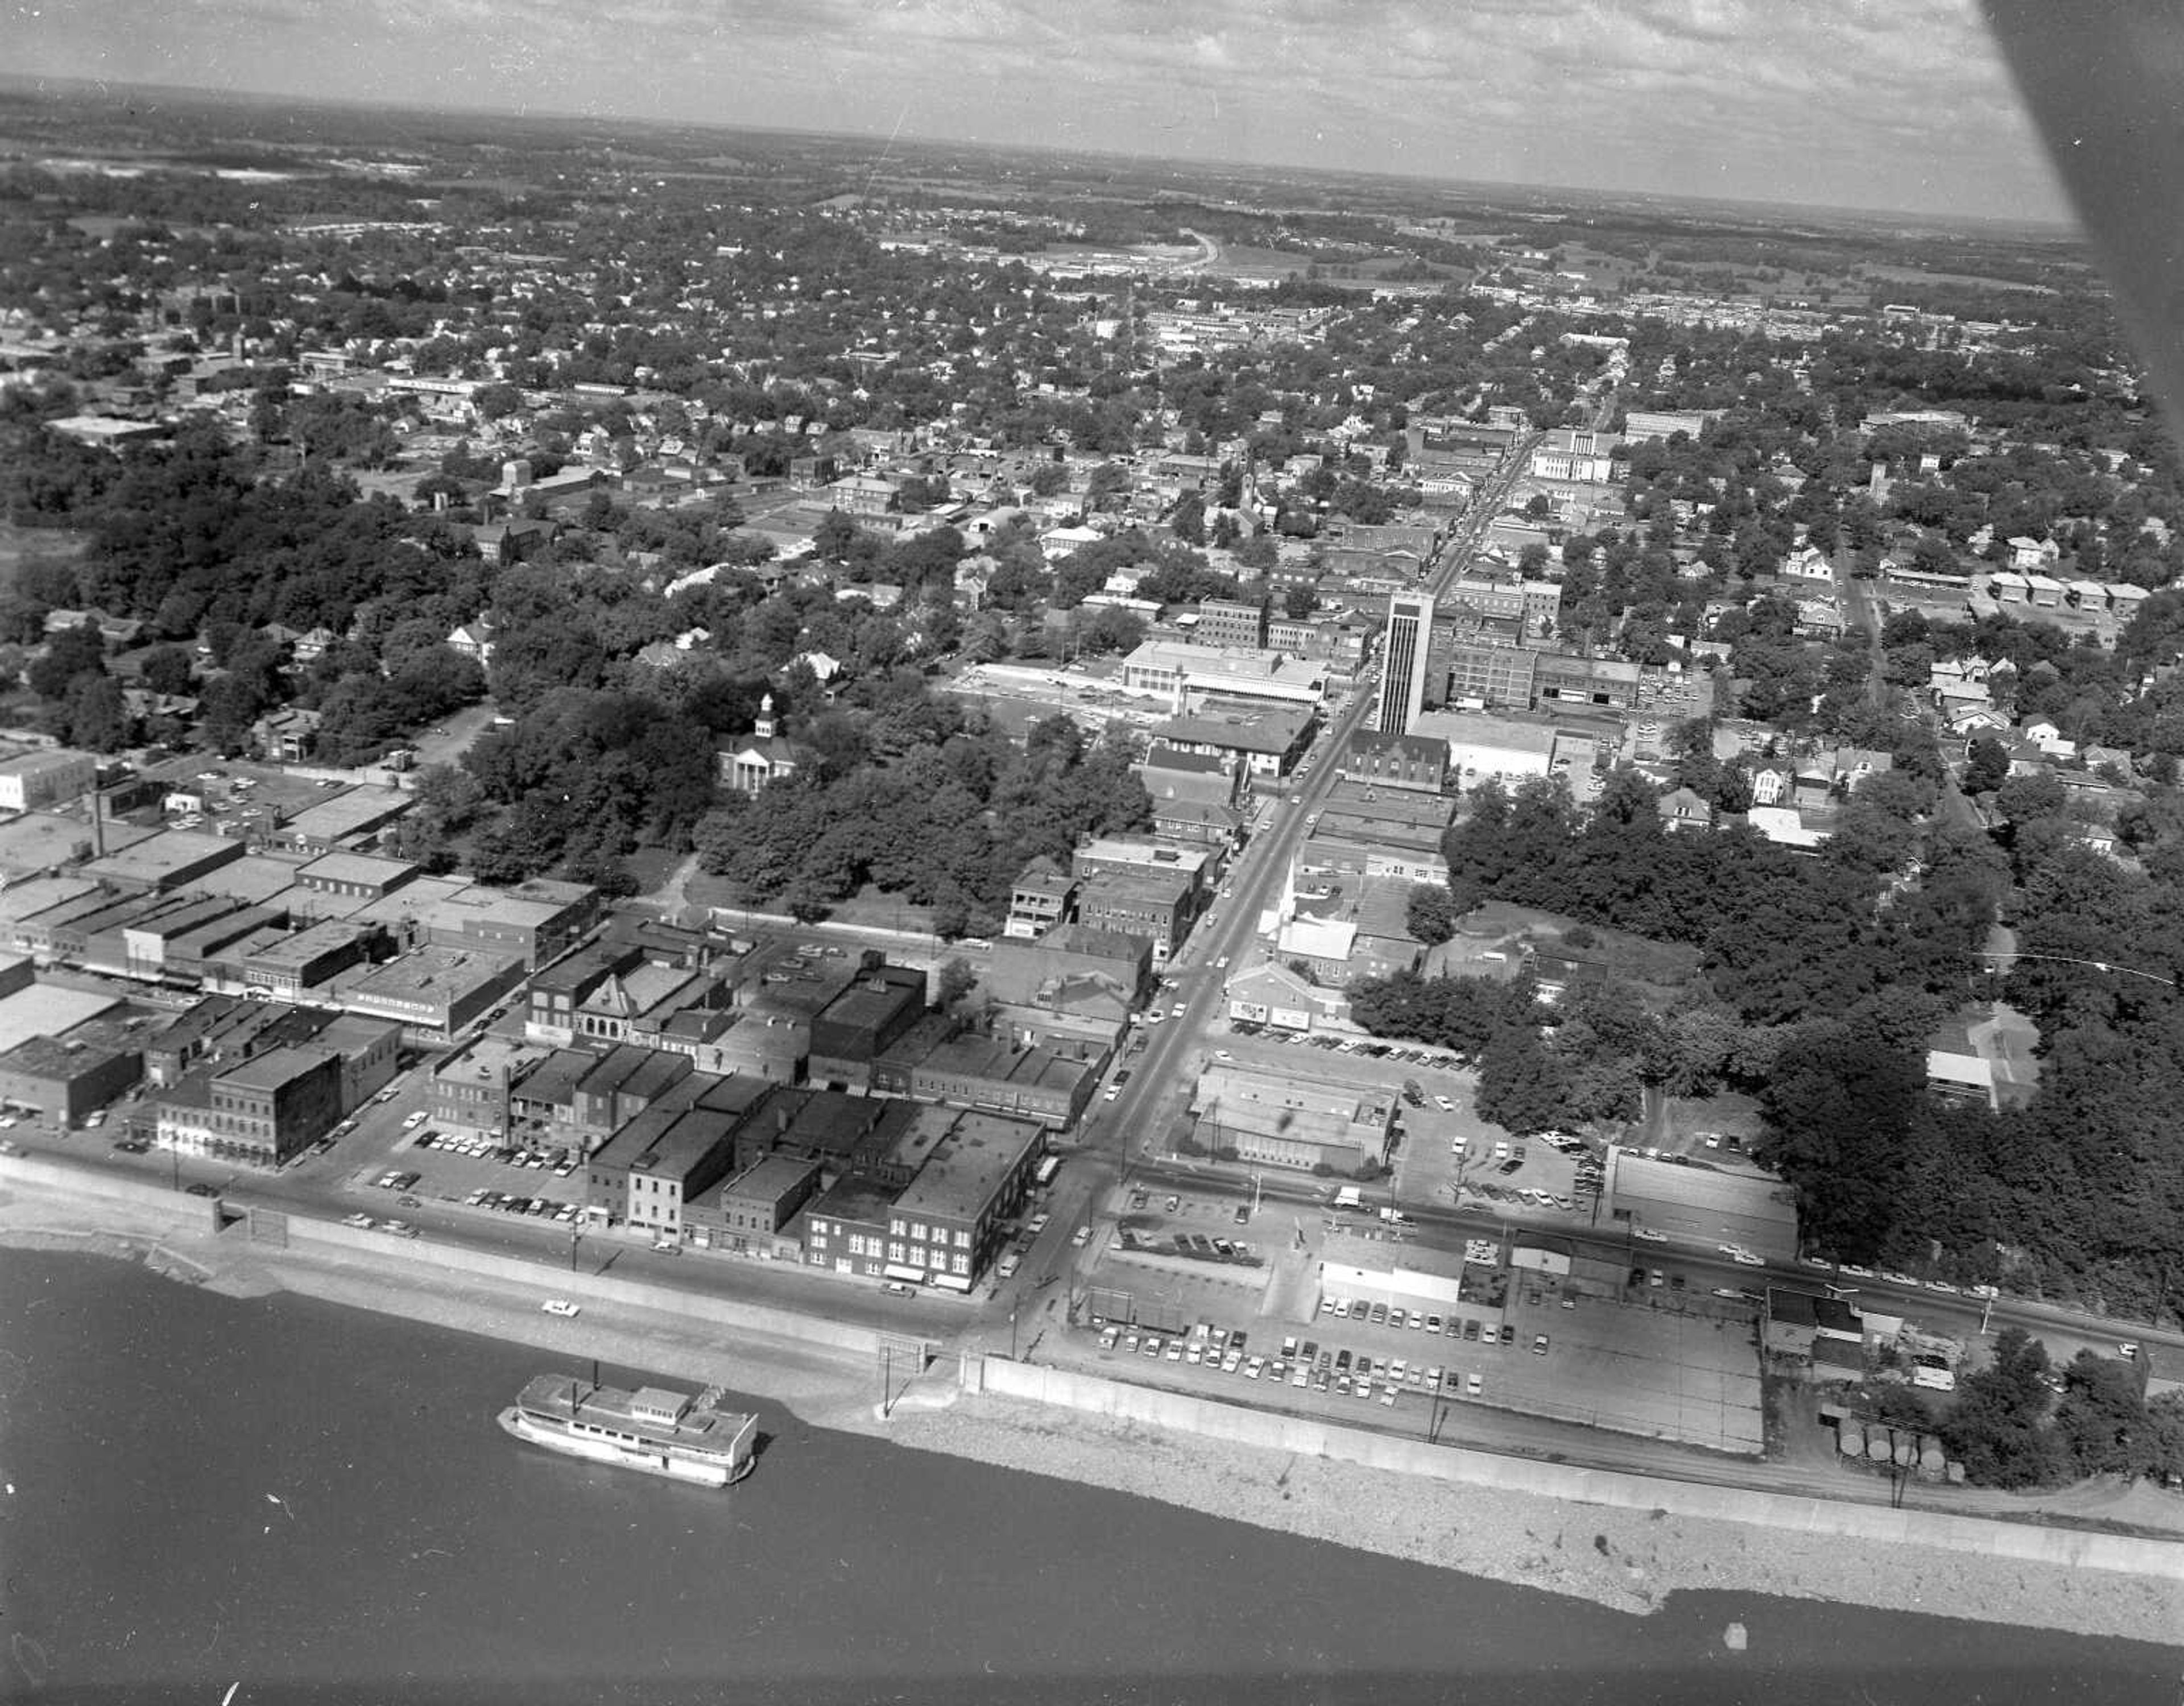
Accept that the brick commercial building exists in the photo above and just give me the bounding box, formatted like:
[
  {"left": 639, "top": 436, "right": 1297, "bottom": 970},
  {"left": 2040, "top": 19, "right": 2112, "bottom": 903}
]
[
  {"left": 0, "top": 1022, "right": 143, "bottom": 1133},
  {"left": 807, "top": 964, "right": 928, "bottom": 1092},
  {"left": 876, "top": 1107, "right": 1045, "bottom": 1291},
  {"left": 690, "top": 1153, "right": 824, "bottom": 1256},
  {"left": 1337, "top": 730, "right": 1449, "bottom": 795},
  {"left": 156, "top": 1044, "right": 344, "bottom": 1168}
]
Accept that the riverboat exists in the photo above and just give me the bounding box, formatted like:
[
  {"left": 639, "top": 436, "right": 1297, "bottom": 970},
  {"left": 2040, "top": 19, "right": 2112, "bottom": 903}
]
[{"left": 498, "top": 1374, "right": 757, "bottom": 1486}]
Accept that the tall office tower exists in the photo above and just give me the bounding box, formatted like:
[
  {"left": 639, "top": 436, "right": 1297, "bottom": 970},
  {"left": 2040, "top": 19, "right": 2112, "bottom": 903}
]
[{"left": 1377, "top": 592, "right": 1434, "bottom": 734}]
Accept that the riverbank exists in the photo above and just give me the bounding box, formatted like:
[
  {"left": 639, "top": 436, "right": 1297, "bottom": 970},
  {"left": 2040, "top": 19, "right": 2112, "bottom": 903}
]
[
  {"left": 7, "top": 1182, "right": 2182, "bottom": 1646},
  {"left": 857, "top": 1391, "right": 2184, "bottom": 1643}
]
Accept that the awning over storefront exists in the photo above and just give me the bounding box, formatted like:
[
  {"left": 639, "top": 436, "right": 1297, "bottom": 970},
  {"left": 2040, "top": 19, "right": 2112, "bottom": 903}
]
[
  {"left": 883, "top": 1263, "right": 926, "bottom": 1284},
  {"left": 931, "top": 1272, "right": 973, "bottom": 1293}
]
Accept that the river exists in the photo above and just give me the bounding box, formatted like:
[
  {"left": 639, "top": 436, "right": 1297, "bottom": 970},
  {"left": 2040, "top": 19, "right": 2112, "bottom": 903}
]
[{"left": 0, "top": 1249, "right": 2174, "bottom": 1704}]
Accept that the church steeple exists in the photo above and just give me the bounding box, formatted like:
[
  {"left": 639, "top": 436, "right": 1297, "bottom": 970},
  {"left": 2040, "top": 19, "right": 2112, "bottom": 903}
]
[{"left": 754, "top": 693, "right": 776, "bottom": 739}]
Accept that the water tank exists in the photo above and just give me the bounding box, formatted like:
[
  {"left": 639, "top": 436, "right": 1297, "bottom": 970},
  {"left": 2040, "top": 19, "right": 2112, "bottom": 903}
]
[
  {"left": 1920, "top": 1439, "right": 1948, "bottom": 1476},
  {"left": 1893, "top": 1436, "right": 1918, "bottom": 1468},
  {"left": 1838, "top": 1421, "right": 1866, "bottom": 1459},
  {"left": 1866, "top": 1433, "right": 1893, "bottom": 1464}
]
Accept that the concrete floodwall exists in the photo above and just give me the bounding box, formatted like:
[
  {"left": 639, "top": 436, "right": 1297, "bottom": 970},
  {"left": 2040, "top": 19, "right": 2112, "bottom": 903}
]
[
  {"left": 973, "top": 1358, "right": 2184, "bottom": 1580},
  {"left": 1, "top": 1152, "right": 189, "bottom": 1211}
]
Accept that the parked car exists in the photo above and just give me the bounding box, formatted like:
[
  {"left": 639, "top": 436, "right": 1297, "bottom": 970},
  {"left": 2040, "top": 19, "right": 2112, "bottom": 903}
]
[{"left": 541, "top": 1298, "right": 581, "bottom": 1318}]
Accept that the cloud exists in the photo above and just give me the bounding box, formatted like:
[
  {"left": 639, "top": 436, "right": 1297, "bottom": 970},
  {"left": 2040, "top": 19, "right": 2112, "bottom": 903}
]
[{"left": 6, "top": 0, "right": 2066, "bottom": 221}]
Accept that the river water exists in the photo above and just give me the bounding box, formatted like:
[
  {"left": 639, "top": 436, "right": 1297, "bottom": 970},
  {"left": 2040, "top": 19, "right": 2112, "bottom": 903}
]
[{"left": 0, "top": 1248, "right": 2174, "bottom": 1705}]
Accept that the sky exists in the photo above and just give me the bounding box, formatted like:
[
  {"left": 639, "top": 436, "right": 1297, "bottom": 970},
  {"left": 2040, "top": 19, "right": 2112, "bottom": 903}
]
[{"left": 9, "top": 0, "right": 2073, "bottom": 225}]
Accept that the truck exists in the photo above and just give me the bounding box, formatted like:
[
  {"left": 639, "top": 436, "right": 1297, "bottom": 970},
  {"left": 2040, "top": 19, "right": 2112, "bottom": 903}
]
[{"left": 1333, "top": 1186, "right": 1363, "bottom": 1211}]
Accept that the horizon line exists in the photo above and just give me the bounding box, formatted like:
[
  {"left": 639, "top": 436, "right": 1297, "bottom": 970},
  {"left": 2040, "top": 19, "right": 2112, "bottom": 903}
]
[{"left": 0, "top": 70, "right": 2084, "bottom": 241}]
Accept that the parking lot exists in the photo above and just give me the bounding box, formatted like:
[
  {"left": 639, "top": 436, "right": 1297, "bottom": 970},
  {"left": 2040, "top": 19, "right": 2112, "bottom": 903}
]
[
  {"left": 347, "top": 1121, "right": 588, "bottom": 1232},
  {"left": 1068, "top": 1175, "right": 1765, "bottom": 1455}
]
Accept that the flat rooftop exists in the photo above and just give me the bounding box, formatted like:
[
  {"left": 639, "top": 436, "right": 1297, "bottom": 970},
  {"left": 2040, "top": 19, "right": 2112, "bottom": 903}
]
[
  {"left": 0, "top": 983, "right": 125, "bottom": 1056},
  {"left": 892, "top": 1107, "right": 1043, "bottom": 1223}
]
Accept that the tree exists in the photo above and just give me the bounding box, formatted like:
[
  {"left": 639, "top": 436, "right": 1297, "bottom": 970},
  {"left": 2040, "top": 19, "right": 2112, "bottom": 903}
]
[
  {"left": 61, "top": 673, "right": 128, "bottom": 752},
  {"left": 814, "top": 508, "right": 861, "bottom": 561},
  {"left": 2051, "top": 1352, "right": 2160, "bottom": 1479},
  {"left": 1283, "top": 585, "right": 1320, "bottom": 620},
  {"left": 1963, "top": 735, "right": 2012, "bottom": 794},
  {"left": 1995, "top": 770, "right": 2068, "bottom": 824},
  {"left": 935, "top": 958, "right": 979, "bottom": 1011},
  {"left": 137, "top": 643, "right": 196, "bottom": 698},
  {"left": 1941, "top": 1328, "right": 2069, "bottom": 1489},
  {"left": 27, "top": 617, "right": 104, "bottom": 701},
  {"left": 1405, "top": 882, "right": 1463, "bottom": 946}
]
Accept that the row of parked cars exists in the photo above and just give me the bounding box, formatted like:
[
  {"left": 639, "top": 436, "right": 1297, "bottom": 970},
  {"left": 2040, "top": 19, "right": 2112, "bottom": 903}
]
[
  {"left": 1231, "top": 1026, "right": 1469, "bottom": 1072},
  {"left": 417, "top": 1129, "right": 577, "bottom": 1178},
  {"left": 1321, "top": 1293, "right": 1524, "bottom": 1348},
  {"left": 1097, "top": 1320, "right": 1497, "bottom": 1403},
  {"left": 466, "top": 1187, "right": 581, "bottom": 1223}
]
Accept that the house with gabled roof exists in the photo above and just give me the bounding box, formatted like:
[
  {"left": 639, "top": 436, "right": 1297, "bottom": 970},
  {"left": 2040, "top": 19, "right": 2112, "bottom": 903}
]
[{"left": 1655, "top": 785, "right": 1713, "bottom": 833}]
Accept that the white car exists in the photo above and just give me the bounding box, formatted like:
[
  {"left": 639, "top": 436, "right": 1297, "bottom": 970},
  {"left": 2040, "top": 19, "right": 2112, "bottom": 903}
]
[
  {"left": 1633, "top": 1228, "right": 1668, "bottom": 1244},
  {"left": 1214, "top": 956, "right": 1228, "bottom": 970},
  {"left": 1731, "top": 1251, "right": 1765, "bottom": 1268},
  {"left": 1170, "top": 1003, "right": 1185, "bottom": 1017},
  {"left": 541, "top": 1299, "right": 581, "bottom": 1318},
  {"left": 402, "top": 1111, "right": 427, "bottom": 1130},
  {"left": 1071, "top": 1225, "right": 1090, "bottom": 1248}
]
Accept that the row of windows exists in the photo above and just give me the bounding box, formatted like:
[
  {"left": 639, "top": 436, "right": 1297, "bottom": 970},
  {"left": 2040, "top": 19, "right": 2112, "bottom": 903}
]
[{"left": 886, "top": 1219, "right": 970, "bottom": 1247}]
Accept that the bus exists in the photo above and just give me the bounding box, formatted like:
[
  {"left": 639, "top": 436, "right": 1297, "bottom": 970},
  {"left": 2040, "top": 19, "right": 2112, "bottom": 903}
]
[{"left": 1032, "top": 1156, "right": 1061, "bottom": 1190}]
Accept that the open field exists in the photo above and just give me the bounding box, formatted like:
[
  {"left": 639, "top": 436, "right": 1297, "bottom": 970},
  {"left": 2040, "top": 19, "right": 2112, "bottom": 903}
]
[{"left": 1446, "top": 900, "right": 1703, "bottom": 993}]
